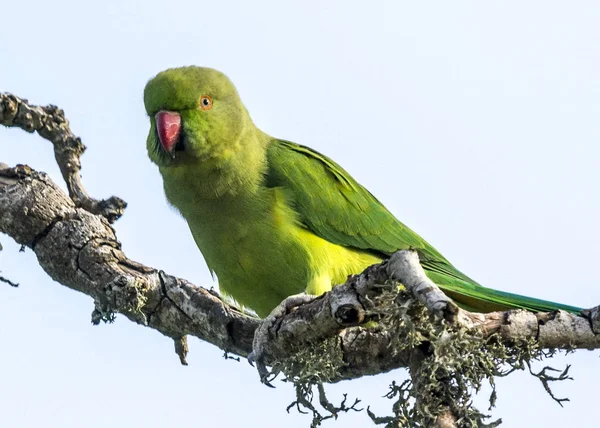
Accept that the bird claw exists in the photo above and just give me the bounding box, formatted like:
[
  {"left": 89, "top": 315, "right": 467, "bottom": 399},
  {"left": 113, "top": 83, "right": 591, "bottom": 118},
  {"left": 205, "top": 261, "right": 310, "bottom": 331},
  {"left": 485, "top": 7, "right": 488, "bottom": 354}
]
[
  {"left": 247, "top": 350, "right": 276, "bottom": 387},
  {"left": 247, "top": 350, "right": 256, "bottom": 367},
  {"left": 250, "top": 293, "right": 317, "bottom": 387}
]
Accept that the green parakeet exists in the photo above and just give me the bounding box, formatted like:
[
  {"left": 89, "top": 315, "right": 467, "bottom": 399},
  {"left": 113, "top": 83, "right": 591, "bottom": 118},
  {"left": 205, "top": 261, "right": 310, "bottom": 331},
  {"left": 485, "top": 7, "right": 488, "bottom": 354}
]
[{"left": 144, "top": 66, "right": 581, "bottom": 318}]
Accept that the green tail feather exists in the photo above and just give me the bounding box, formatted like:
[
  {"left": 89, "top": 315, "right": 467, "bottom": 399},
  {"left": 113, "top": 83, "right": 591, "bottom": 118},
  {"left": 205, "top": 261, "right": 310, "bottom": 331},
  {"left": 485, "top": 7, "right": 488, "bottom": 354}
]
[{"left": 423, "top": 264, "right": 582, "bottom": 314}]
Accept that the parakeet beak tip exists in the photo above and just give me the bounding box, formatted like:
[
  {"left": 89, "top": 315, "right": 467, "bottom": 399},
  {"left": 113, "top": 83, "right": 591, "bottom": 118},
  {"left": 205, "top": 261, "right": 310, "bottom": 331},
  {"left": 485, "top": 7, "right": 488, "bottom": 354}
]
[{"left": 155, "top": 111, "right": 181, "bottom": 154}]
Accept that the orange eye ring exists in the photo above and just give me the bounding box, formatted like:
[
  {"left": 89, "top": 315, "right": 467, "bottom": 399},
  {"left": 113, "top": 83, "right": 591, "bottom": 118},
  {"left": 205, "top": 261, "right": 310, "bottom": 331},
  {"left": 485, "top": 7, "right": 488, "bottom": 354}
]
[{"left": 199, "top": 95, "right": 213, "bottom": 111}]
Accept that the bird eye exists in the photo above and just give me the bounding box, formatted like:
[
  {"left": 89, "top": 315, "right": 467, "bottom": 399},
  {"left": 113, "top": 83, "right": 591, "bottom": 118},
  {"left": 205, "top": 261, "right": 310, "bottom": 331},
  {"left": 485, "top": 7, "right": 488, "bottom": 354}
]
[{"left": 199, "top": 95, "right": 213, "bottom": 111}]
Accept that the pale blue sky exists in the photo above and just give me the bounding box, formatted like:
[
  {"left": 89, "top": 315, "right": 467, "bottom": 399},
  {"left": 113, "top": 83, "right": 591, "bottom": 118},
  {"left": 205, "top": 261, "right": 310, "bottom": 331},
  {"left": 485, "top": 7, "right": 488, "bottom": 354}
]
[{"left": 2, "top": 1, "right": 600, "bottom": 427}]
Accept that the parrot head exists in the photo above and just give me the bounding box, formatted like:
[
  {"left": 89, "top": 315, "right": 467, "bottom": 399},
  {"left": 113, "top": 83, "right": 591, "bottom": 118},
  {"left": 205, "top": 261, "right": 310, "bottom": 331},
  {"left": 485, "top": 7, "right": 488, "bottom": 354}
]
[{"left": 143, "top": 66, "right": 250, "bottom": 168}]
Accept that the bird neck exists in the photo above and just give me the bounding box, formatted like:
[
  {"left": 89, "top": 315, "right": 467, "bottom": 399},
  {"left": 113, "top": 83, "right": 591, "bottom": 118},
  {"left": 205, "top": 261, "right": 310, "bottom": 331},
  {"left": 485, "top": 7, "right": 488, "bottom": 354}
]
[{"left": 160, "top": 124, "right": 271, "bottom": 213}]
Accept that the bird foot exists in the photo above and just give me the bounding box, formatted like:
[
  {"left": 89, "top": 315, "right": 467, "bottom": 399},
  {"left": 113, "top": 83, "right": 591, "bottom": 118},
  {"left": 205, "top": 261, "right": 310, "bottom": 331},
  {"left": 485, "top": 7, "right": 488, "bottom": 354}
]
[{"left": 249, "top": 293, "right": 317, "bottom": 387}]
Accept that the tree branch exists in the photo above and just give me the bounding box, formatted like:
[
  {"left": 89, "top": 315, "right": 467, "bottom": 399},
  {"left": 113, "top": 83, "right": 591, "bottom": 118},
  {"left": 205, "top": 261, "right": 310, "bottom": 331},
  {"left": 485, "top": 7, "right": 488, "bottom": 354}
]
[
  {"left": 0, "top": 163, "right": 256, "bottom": 358},
  {"left": 0, "top": 93, "right": 126, "bottom": 222},
  {"left": 3, "top": 93, "right": 599, "bottom": 426}
]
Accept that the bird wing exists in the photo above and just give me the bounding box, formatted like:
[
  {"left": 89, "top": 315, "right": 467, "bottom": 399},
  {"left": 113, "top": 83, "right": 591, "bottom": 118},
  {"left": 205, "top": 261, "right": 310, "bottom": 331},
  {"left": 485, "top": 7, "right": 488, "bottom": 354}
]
[
  {"left": 265, "top": 139, "right": 582, "bottom": 314},
  {"left": 266, "top": 139, "right": 464, "bottom": 273}
]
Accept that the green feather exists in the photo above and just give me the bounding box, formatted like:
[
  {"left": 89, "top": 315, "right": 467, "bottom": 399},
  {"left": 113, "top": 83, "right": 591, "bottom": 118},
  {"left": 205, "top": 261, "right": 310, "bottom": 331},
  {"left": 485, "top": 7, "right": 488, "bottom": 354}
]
[{"left": 266, "top": 140, "right": 582, "bottom": 314}]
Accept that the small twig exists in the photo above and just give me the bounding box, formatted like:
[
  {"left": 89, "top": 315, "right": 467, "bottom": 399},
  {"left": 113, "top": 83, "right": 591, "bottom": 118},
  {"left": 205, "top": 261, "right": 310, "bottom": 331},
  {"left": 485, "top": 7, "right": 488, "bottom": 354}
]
[
  {"left": 174, "top": 336, "right": 189, "bottom": 365},
  {"left": 316, "top": 383, "right": 362, "bottom": 417},
  {"left": 527, "top": 362, "right": 572, "bottom": 407},
  {"left": 367, "top": 380, "right": 412, "bottom": 426},
  {"left": 0, "top": 93, "right": 126, "bottom": 222},
  {"left": 0, "top": 274, "right": 19, "bottom": 287},
  {"left": 223, "top": 352, "right": 241, "bottom": 362},
  {"left": 286, "top": 382, "right": 361, "bottom": 427}
]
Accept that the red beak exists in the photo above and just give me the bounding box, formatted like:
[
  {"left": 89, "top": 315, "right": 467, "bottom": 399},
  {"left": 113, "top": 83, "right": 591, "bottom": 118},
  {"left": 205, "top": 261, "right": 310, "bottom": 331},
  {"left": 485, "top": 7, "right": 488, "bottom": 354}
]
[{"left": 155, "top": 111, "right": 181, "bottom": 153}]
